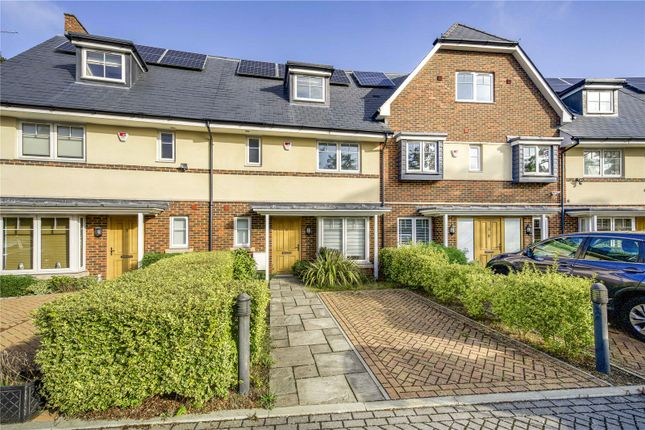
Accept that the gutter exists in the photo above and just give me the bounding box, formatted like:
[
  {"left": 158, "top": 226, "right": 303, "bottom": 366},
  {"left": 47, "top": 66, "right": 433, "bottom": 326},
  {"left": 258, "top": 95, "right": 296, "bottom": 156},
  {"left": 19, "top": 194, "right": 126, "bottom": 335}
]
[
  {"left": 560, "top": 139, "right": 580, "bottom": 234},
  {"left": 205, "top": 121, "right": 214, "bottom": 251}
]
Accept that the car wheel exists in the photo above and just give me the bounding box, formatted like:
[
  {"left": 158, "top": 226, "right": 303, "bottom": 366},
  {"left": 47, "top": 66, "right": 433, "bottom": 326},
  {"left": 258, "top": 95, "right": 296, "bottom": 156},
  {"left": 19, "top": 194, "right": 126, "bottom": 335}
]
[{"left": 620, "top": 297, "right": 645, "bottom": 342}]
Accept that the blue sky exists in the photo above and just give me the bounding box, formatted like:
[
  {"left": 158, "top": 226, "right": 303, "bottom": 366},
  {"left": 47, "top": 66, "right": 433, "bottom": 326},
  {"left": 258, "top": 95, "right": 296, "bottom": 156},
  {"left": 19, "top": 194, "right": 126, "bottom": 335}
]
[{"left": 1, "top": 1, "right": 644, "bottom": 77}]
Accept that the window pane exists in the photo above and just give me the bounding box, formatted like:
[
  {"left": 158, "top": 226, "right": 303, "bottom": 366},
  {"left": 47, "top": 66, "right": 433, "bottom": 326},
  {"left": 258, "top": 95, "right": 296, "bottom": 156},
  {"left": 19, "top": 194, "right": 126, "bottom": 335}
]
[
  {"left": 340, "top": 144, "right": 359, "bottom": 171},
  {"left": 322, "top": 219, "right": 343, "bottom": 251},
  {"left": 105, "top": 53, "right": 122, "bottom": 65},
  {"left": 538, "top": 147, "right": 551, "bottom": 174},
  {"left": 87, "top": 51, "right": 104, "bottom": 62},
  {"left": 105, "top": 65, "right": 122, "bottom": 80},
  {"left": 296, "top": 75, "right": 324, "bottom": 100},
  {"left": 603, "top": 150, "right": 621, "bottom": 176},
  {"left": 160, "top": 134, "right": 174, "bottom": 160},
  {"left": 248, "top": 148, "right": 260, "bottom": 164},
  {"left": 86, "top": 62, "right": 104, "bottom": 77},
  {"left": 318, "top": 143, "right": 337, "bottom": 170},
  {"left": 532, "top": 218, "right": 542, "bottom": 242},
  {"left": 476, "top": 74, "right": 492, "bottom": 102},
  {"left": 407, "top": 142, "right": 420, "bottom": 171},
  {"left": 457, "top": 73, "right": 473, "bottom": 100},
  {"left": 41, "top": 218, "right": 70, "bottom": 269},
  {"left": 22, "top": 123, "right": 36, "bottom": 135},
  {"left": 236, "top": 219, "right": 250, "bottom": 245},
  {"left": 398, "top": 219, "right": 413, "bottom": 245},
  {"left": 613, "top": 218, "right": 632, "bottom": 231},
  {"left": 596, "top": 218, "right": 611, "bottom": 231},
  {"left": 415, "top": 219, "right": 430, "bottom": 243},
  {"left": 346, "top": 218, "right": 365, "bottom": 260},
  {"left": 469, "top": 146, "right": 480, "bottom": 171},
  {"left": 533, "top": 237, "right": 583, "bottom": 258},
  {"left": 236, "top": 218, "right": 249, "bottom": 230},
  {"left": 584, "top": 151, "right": 601, "bottom": 176},
  {"left": 172, "top": 218, "right": 187, "bottom": 246},
  {"left": 423, "top": 142, "right": 436, "bottom": 172},
  {"left": 57, "top": 126, "right": 83, "bottom": 158},
  {"left": 22, "top": 123, "right": 50, "bottom": 156},
  {"left": 523, "top": 146, "right": 536, "bottom": 173},
  {"left": 2, "top": 217, "right": 33, "bottom": 270},
  {"left": 584, "top": 238, "right": 639, "bottom": 263}
]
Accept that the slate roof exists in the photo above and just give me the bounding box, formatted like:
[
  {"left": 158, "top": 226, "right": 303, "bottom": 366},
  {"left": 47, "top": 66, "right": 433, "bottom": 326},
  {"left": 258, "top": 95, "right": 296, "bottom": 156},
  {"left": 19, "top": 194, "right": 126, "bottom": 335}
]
[
  {"left": 438, "top": 23, "right": 517, "bottom": 45},
  {"left": 0, "top": 36, "right": 405, "bottom": 134}
]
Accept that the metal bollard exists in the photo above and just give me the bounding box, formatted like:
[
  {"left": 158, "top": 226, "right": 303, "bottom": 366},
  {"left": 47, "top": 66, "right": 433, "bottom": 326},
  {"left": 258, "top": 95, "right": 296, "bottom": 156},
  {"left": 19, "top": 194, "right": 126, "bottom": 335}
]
[
  {"left": 236, "top": 293, "right": 251, "bottom": 395},
  {"left": 590, "top": 282, "right": 610, "bottom": 374}
]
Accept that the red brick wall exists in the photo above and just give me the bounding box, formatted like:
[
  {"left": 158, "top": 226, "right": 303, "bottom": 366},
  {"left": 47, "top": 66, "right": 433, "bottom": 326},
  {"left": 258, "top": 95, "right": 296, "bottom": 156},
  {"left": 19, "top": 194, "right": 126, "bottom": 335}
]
[{"left": 86, "top": 215, "right": 107, "bottom": 279}]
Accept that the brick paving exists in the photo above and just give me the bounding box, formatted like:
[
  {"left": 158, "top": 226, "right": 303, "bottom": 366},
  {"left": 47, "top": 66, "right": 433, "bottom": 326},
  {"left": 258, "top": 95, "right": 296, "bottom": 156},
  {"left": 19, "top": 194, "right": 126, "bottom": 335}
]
[
  {"left": 321, "top": 289, "right": 605, "bottom": 399},
  {"left": 610, "top": 327, "right": 645, "bottom": 378},
  {"left": 0, "top": 294, "right": 67, "bottom": 357}
]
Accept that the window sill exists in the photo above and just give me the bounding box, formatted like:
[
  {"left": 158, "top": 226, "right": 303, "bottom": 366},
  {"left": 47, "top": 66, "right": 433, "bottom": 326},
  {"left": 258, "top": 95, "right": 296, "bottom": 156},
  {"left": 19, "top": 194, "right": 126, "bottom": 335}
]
[
  {"left": 156, "top": 159, "right": 176, "bottom": 164},
  {"left": 316, "top": 169, "right": 361, "bottom": 174},
  {"left": 455, "top": 100, "right": 495, "bottom": 104},
  {"left": 165, "top": 247, "right": 192, "bottom": 254},
  {"left": 18, "top": 156, "right": 86, "bottom": 163},
  {"left": 0, "top": 269, "right": 88, "bottom": 277}
]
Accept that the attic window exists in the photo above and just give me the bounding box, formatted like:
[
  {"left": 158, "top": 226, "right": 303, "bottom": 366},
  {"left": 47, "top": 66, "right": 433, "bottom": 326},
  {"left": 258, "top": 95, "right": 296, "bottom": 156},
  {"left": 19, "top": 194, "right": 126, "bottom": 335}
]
[
  {"left": 586, "top": 90, "right": 613, "bottom": 114},
  {"left": 82, "top": 50, "right": 125, "bottom": 83},
  {"left": 294, "top": 75, "right": 325, "bottom": 102}
]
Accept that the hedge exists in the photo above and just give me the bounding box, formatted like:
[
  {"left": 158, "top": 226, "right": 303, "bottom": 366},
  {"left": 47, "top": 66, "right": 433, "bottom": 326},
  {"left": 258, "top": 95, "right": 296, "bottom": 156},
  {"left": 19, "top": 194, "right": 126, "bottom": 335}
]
[
  {"left": 34, "top": 251, "right": 269, "bottom": 414},
  {"left": 140, "top": 252, "right": 180, "bottom": 268},
  {"left": 0, "top": 275, "right": 38, "bottom": 297},
  {"left": 380, "top": 244, "right": 594, "bottom": 357}
]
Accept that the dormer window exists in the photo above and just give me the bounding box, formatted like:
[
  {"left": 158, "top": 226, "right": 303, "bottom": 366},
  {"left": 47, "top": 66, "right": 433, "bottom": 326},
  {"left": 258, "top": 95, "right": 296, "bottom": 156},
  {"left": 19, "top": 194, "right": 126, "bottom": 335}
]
[
  {"left": 294, "top": 75, "right": 325, "bottom": 102},
  {"left": 82, "top": 50, "right": 125, "bottom": 83},
  {"left": 586, "top": 90, "right": 613, "bottom": 114}
]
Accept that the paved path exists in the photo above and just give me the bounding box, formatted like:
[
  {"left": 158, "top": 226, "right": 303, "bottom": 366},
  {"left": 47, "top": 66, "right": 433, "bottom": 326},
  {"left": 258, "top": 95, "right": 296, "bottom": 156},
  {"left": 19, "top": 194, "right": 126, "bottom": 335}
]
[
  {"left": 610, "top": 327, "right": 645, "bottom": 378},
  {"left": 269, "top": 277, "right": 385, "bottom": 407},
  {"left": 321, "top": 289, "right": 605, "bottom": 399}
]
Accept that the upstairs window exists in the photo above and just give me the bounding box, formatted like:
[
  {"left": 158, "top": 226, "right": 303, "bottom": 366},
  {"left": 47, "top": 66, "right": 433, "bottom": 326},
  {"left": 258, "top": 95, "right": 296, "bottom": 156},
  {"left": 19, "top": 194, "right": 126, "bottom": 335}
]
[
  {"left": 83, "top": 50, "right": 125, "bottom": 83},
  {"left": 158, "top": 132, "right": 175, "bottom": 162},
  {"left": 246, "top": 137, "right": 261, "bottom": 166},
  {"left": 21, "top": 123, "right": 50, "bottom": 157},
  {"left": 583, "top": 149, "right": 621, "bottom": 177},
  {"left": 587, "top": 90, "right": 613, "bottom": 114},
  {"left": 294, "top": 75, "right": 325, "bottom": 102},
  {"left": 57, "top": 126, "right": 84, "bottom": 159},
  {"left": 407, "top": 141, "right": 438, "bottom": 173},
  {"left": 522, "top": 145, "right": 551, "bottom": 175},
  {"left": 318, "top": 143, "right": 360, "bottom": 172},
  {"left": 469, "top": 145, "right": 482, "bottom": 171},
  {"left": 21, "top": 122, "right": 85, "bottom": 160},
  {"left": 456, "top": 72, "right": 493, "bottom": 102}
]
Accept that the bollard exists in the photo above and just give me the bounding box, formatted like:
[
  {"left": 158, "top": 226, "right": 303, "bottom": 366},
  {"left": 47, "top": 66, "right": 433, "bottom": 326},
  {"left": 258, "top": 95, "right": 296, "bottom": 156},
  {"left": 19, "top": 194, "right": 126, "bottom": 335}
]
[
  {"left": 590, "top": 282, "right": 610, "bottom": 374},
  {"left": 236, "top": 293, "right": 251, "bottom": 395}
]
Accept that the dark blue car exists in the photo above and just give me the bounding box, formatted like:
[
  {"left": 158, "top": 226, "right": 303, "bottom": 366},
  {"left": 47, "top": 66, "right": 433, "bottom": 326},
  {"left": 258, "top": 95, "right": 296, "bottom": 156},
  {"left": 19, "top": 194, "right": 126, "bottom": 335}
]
[{"left": 486, "top": 232, "right": 645, "bottom": 341}]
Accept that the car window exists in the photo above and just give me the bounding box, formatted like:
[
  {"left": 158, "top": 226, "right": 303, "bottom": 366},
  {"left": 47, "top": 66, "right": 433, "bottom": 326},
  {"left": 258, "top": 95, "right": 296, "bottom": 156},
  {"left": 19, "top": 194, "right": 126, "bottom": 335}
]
[
  {"left": 583, "top": 237, "right": 641, "bottom": 263},
  {"left": 533, "top": 237, "right": 584, "bottom": 259}
]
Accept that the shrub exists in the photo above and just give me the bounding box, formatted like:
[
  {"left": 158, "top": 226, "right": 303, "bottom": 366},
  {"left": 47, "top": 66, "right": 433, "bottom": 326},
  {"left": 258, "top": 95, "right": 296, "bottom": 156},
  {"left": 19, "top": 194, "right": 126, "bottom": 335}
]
[
  {"left": 140, "top": 252, "right": 179, "bottom": 268},
  {"left": 35, "top": 251, "right": 269, "bottom": 414},
  {"left": 232, "top": 248, "right": 257, "bottom": 280},
  {"left": 25, "top": 275, "right": 98, "bottom": 295},
  {"left": 301, "top": 248, "right": 363, "bottom": 288},
  {"left": 291, "top": 260, "right": 310, "bottom": 280},
  {"left": 0, "top": 275, "right": 37, "bottom": 297}
]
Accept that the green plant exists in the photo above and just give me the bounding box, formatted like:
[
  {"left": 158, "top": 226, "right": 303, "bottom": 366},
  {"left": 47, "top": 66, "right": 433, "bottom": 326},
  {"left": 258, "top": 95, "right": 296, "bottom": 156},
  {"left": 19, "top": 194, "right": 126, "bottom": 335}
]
[
  {"left": 301, "top": 248, "right": 363, "bottom": 289},
  {"left": 0, "top": 275, "right": 37, "bottom": 298},
  {"left": 25, "top": 275, "right": 98, "bottom": 295},
  {"left": 232, "top": 248, "right": 257, "bottom": 280},
  {"left": 35, "top": 251, "right": 269, "bottom": 414},
  {"left": 140, "top": 252, "right": 180, "bottom": 268},
  {"left": 291, "top": 260, "right": 310, "bottom": 280},
  {"left": 259, "top": 391, "right": 276, "bottom": 410}
]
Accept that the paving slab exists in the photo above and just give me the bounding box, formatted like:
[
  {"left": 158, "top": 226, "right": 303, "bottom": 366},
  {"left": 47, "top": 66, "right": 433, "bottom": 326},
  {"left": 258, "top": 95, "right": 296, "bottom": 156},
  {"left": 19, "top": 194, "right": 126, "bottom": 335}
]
[
  {"left": 315, "top": 351, "right": 366, "bottom": 377},
  {"left": 347, "top": 372, "right": 386, "bottom": 402},
  {"left": 271, "top": 346, "right": 315, "bottom": 368},
  {"left": 270, "top": 368, "right": 296, "bottom": 395},
  {"left": 288, "top": 329, "right": 327, "bottom": 346},
  {"left": 296, "top": 375, "right": 357, "bottom": 405},
  {"left": 302, "top": 318, "right": 337, "bottom": 331}
]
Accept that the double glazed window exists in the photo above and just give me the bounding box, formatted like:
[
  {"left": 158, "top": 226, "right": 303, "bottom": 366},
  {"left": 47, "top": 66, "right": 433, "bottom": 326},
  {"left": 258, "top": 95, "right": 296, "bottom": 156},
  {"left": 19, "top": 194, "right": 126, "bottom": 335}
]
[
  {"left": 83, "top": 50, "right": 125, "bottom": 82},
  {"left": 320, "top": 218, "right": 368, "bottom": 261},
  {"left": 407, "top": 141, "right": 438, "bottom": 173},
  {"left": 1, "top": 216, "right": 84, "bottom": 273},
  {"left": 456, "top": 72, "right": 493, "bottom": 102},
  {"left": 583, "top": 149, "right": 622, "bottom": 177},
  {"left": 398, "top": 218, "right": 430, "bottom": 246},
  {"left": 246, "top": 137, "right": 261, "bottom": 166},
  {"left": 234, "top": 217, "right": 251, "bottom": 247},
  {"left": 597, "top": 217, "right": 634, "bottom": 232},
  {"left": 469, "top": 145, "right": 481, "bottom": 171},
  {"left": 21, "top": 123, "right": 85, "bottom": 159},
  {"left": 158, "top": 132, "right": 175, "bottom": 162},
  {"left": 586, "top": 90, "right": 613, "bottom": 114},
  {"left": 294, "top": 75, "right": 325, "bottom": 102},
  {"left": 318, "top": 143, "right": 360, "bottom": 172},
  {"left": 522, "top": 145, "right": 551, "bottom": 175},
  {"left": 170, "top": 217, "right": 188, "bottom": 248}
]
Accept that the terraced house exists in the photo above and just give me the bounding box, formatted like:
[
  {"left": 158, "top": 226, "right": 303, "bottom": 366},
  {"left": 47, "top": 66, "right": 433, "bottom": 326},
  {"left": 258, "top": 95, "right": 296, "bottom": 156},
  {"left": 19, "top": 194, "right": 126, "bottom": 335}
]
[{"left": 0, "top": 15, "right": 642, "bottom": 279}]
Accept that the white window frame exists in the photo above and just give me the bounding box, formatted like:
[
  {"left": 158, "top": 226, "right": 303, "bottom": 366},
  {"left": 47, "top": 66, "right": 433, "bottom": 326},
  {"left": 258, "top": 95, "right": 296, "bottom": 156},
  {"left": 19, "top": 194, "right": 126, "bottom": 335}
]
[
  {"left": 157, "top": 132, "right": 176, "bottom": 163},
  {"left": 18, "top": 121, "right": 86, "bottom": 162},
  {"left": 293, "top": 74, "right": 326, "bottom": 103},
  {"left": 586, "top": 90, "right": 614, "bottom": 114},
  {"left": 397, "top": 217, "right": 431, "bottom": 246},
  {"left": 596, "top": 217, "right": 636, "bottom": 232},
  {"left": 81, "top": 49, "right": 126, "bottom": 83},
  {"left": 522, "top": 145, "right": 552, "bottom": 176},
  {"left": 0, "top": 215, "right": 85, "bottom": 275},
  {"left": 469, "top": 144, "right": 482, "bottom": 172},
  {"left": 455, "top": 72, "right": 494, "bottom": 103},
  {"left": 169, "top": 216, "right": 189, "bottom": 249},
  {"left": 406, "top": 141, "right": 438, "bottom": 173},
  {"left": 317, "top": 142, "right": 361, "bottom": 173},
  {"left": 246, "top": 137, "right": 262, "bottom": 166},
  {"left": 583, "top": 149, "right": 622, "bottom": 177},
  {"left": 234, "top": 217, "right": 252, "bottom": 248},
  {"left": 318, "top": 217, "right": 370, "bottom": 264}
]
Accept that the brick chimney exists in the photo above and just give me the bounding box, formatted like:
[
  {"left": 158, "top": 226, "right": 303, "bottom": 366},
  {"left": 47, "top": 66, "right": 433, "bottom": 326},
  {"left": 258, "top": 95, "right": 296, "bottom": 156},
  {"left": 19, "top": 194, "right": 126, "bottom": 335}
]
[{"left": 64, "top": 13, "right": 88, "bottom": 34}]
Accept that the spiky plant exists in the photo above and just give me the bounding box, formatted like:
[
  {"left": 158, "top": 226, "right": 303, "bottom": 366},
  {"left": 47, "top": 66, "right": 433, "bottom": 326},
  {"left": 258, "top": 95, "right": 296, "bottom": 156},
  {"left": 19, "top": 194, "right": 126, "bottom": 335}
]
[{"left": 301, "top": 248, "right": 363, "bottom": 289}]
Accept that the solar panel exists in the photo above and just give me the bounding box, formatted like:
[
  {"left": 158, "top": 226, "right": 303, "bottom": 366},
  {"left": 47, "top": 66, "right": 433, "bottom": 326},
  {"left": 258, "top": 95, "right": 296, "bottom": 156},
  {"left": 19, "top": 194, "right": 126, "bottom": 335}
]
[
  {"left": 330, "top": 69, "right": 350, "bottom": 86},
  {"left": 626, "top": 77, "right": 645, "bottom": 92},
  {"left": 238, "top": 60, "right": 278, "bottom": 78},
  {"left": 353, "top": 71, "right": 395, "bottom": 88},
  {"left": 159, "top": 50, "right": 207, "bottom": 70},
  {"left": 277, "top": 64, "right": 286, "bottom": 79},
  {"left": 135, "top": 45, "right": 166, "bottom": 64},
  {"left": 55, "top": 41, "right": 76, "bottom": 54}
]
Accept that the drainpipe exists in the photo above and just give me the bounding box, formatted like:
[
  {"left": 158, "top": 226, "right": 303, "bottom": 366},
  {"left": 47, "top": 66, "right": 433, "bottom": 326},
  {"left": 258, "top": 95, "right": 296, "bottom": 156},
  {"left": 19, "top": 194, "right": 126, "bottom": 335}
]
[
  {"left": 560, "top": 139, "right": 580, "bottom": 234},
  {"left": 380, "top": 132, "right": 389, "bottom": 250},
  {"left": 206, "top": 120, "right": 214, "bottom": 251}
]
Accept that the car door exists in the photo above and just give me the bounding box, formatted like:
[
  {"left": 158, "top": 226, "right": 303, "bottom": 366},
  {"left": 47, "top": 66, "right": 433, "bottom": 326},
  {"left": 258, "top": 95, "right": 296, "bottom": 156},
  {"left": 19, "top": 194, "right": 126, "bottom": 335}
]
[
  {"left": 528, "top": 236, "right": 585, "bottom": 273},
  {"left": 571, "top": 236, "right": 645, "bottom": 297}
]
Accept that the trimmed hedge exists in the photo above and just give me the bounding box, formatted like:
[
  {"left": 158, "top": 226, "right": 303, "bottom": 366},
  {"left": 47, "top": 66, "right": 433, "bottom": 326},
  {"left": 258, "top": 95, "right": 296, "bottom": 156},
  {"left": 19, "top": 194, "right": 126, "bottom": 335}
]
[
  {"left": 232, "top": 248, "right": 257, "bottom": 280},
  {"left": 140, "top": 252, "right": 179, "bottom": 268},
  {"left": 35, "top": 251, "right": 269, "bottom": 414},
  {"left": 380, "top": 244, "right": 594, "bottom": 357},
  {"left": 0, "top": 275, "right": 38, "bottom": 297}
]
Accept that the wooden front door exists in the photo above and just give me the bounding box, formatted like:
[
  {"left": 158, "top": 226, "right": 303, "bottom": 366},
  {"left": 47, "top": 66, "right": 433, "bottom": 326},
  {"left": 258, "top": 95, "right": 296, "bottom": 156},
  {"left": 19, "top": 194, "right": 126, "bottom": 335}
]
[
  {"left": 107, "top": 216, "right": 138, "bottom": 279},
  {"left": 272, "top": 217, "right": 301, "bottom": 274},
  {"left": 473, "top": 217, "right": 503, "bottom": 265}
]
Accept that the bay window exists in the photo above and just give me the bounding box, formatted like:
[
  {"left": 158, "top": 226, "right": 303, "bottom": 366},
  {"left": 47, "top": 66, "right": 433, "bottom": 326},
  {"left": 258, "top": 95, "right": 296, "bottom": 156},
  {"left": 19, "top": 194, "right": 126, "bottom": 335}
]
[
  {"left": 522, "top": 145, "right": 551, "bottom": 175},
  {"left": 583, "top": 149, "right": 622, "bottom": 177},
  {"left": 597, "top": 217, "right": 634, "bottom": 232},
  {"left": 398, "top": 218, "right": 430, "bottom": 245},
  {"left": 319, "top": 217, "right": 369, "bottom": 262},
  {"left": 407, "top": 141, "right": 438, "bottom": 173},
  {"left": 1, "top": 216, "right": 85, "bottom": 273}
]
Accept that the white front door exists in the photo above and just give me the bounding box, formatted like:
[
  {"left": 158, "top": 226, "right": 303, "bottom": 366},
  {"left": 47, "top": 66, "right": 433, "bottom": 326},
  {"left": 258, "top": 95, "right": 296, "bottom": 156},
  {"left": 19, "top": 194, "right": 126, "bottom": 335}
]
[{"left": 457, "top": 218, "right": 474, "bottom": 261}]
